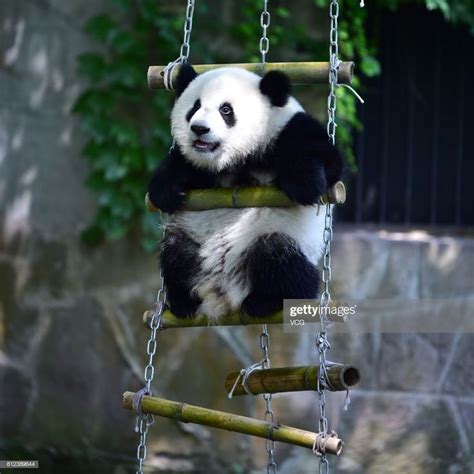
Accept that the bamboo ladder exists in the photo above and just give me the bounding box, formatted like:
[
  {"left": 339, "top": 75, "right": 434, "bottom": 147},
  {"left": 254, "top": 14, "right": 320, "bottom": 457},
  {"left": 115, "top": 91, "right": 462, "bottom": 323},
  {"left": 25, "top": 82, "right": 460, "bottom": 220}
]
[{"left": 124, "top": 61, "right": 360, "bottom": 457}]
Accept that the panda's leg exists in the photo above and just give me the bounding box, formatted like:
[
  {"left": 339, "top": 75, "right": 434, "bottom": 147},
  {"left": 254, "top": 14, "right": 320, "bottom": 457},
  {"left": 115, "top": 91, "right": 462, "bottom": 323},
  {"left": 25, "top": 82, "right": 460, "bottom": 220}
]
[
  {"left": 241, "top": 233, "right": 320, "bottom": 318},
  {"left": 160, "top": 227, "right": 202, "bottom": 318}
]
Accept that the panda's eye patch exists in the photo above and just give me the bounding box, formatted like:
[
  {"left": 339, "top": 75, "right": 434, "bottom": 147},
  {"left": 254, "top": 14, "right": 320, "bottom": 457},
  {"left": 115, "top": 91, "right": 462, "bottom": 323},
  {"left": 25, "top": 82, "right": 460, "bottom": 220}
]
[
  {"left": 186, "top": 99, "right": 201, "bottom": 122},
  {"left": 219, "top": 103, "right": 233, "bottom": 115},
  {"left": 219, "top": 103, "right": 236, "bottom": 127}
]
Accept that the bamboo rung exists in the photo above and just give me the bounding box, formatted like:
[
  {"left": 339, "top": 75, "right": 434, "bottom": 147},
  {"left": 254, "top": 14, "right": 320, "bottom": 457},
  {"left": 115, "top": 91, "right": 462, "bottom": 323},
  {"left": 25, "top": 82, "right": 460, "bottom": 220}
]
[
  {"left": 143, "top": 308, "right": 347, "bottom": 329},
  {"left": 146, "top": 182, "right": 346, "bottom": 213},
  {"left": 225, "top": 365, "right": 361, "bottom": 396},
  {"left": 143, "top": 309, "right": 284, "bottom": 329},
  {"left": 148, "top": 61, "right": 354, "bottom": 89},
  {"left": 123, "top": 391, "right": 344, "bottom": 455}
]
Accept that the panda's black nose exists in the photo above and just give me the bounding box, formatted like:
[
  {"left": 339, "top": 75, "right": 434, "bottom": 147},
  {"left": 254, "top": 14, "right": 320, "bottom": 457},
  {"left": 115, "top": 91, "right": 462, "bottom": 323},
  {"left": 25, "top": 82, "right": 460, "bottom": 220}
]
[{"left": 191, "top": 124, "right": 210, "bottom": 136}]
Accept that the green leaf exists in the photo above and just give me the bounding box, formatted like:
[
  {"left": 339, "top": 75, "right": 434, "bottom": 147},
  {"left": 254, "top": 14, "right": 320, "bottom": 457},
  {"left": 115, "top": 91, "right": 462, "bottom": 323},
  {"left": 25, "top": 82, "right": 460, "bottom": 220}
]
[
  {"left": 137, "top": 0, "right": 160, "bottom": 22},
  {"left": 106, "top": 58, "right": 144, "bottom": 87},
  {"left": 426, "top": 0, "right": 450, "bottom": 17},
  {"left": 141, "top": 236, "right": 159, "bottom": 253},
  {"left": 276, "top": 7, "right": 290, "bottom": 18},
  {"left": 122, "top": 147, "right": 144, "bottom": 170},
  {"left": 84, "top": 14, "right": 118, "bottom": 42},
  {"left": 81, "top": 225, "right": 105, "bottom": 246},
  {"left": 104, "top": 164, "right": 128, "bottom": 181},
  {"left": 109, "top": 123, "right": 139, "bottom": 146},
  {"left": 85, "top": 171, "right": 106, "bottom": 191},
  {"left": 110, "top": 31, "right": 140, "bottom": 55},
  {"left": 80, "top": 116, "right": 111, "bottom": 143},
  {"left": 113, "top": 0, "right": 132, "bottom": 9},
  {"left": 105, "top": 219, "right": 128, "bottom": 240},
  {"left": 72, "top": 90, "right": 115, "bottom": 116},
  {"left": 82, "top": 140, "right": 103, "bottom": 159},
  {"left": 360, "top": 56, "right": 381, "bottom": 77},
  {"left": 110, "top": 194, "right": 134, "bottom": 218},
  {"left": 93, "top": 150, "right": 120, "bottom": 171},
  {"left": 77, "top": 53, "right": 107, "bottom": 81}
]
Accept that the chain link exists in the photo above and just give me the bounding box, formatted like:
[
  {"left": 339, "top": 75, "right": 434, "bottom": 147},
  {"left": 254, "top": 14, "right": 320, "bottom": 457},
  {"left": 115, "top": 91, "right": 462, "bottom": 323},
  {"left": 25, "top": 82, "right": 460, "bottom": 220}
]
[
  {"left": 179, "top": 0, "right": 196, "bottom": 63},
  {"left": 260, "top": 324, "right": 276, "bottom": 474},
  {"left": 315, "top": 185, "right": 335, "bottom": 472},
  {"left": 259, "top": 0, "right": 270, "bottom": 64},
  {"left": 320, "top": 206, "right": 333, "bottom": 308},
  {"left": 135, "top": 263, "right": 167, "bottom": 474},
  {"left": 327, "top": 0, "right": 339, "bottom": 146},
  {"left": 315, "top": 1, "right": 340, "bottom": 472},
  {"left": 162, "top": 0, "right": 196, "bottom": 90}
]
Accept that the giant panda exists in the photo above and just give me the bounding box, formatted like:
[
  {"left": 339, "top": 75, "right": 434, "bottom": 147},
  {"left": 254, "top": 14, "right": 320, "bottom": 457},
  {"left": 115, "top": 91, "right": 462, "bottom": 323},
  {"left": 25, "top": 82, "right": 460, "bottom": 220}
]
[{"left": 148, "top": 65, "right": 343, "bottom": 321}]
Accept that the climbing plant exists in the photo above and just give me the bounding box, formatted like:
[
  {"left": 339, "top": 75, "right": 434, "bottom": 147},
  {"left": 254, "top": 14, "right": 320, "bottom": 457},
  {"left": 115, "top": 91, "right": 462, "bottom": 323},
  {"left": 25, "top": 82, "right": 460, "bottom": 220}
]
[{"left": 74, "top": 0, "right": 474, "bottom": 249}]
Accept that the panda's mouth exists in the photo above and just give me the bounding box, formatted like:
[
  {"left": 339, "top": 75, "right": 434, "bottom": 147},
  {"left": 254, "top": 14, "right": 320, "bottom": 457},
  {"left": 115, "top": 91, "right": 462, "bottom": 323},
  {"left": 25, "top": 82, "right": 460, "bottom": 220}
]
[{"left": 193, "top": 139, "right": 220, "bottom": 152}]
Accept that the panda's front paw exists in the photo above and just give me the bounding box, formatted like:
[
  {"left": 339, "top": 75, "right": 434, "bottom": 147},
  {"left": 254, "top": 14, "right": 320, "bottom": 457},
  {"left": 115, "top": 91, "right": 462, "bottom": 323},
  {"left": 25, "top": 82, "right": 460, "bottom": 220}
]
[
  {"left": 148, "top": 183, "right": 186, "bottom": 214},
  {"left": 277, "top": 166, "right": 327, "bottom": 205}
]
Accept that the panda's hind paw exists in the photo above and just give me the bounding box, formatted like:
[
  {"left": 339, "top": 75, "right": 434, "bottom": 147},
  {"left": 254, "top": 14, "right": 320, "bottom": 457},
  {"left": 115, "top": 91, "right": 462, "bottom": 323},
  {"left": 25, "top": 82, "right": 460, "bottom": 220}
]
[
  {"left": 168, "top": 295, "right": 200, "bottom": 319},
  {"left": 242, "top": 293, "right": 283, "bottom": 319}
]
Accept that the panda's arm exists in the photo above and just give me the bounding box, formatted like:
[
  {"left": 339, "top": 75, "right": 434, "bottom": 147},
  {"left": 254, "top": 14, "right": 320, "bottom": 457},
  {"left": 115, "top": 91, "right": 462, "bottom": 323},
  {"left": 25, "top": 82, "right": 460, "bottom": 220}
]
[
  {"left": 273, "top": 112, "right": 344, "bottom": 205},
  {"left": 148, "top": 147, "right": 214, "bottom": 213}
]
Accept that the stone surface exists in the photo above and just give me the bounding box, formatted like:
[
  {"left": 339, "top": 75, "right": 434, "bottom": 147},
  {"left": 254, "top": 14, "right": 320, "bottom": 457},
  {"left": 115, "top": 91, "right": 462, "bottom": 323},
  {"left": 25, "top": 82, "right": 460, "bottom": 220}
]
[{"left": 1, "top": 1, "right": 473, "bottom": 473}]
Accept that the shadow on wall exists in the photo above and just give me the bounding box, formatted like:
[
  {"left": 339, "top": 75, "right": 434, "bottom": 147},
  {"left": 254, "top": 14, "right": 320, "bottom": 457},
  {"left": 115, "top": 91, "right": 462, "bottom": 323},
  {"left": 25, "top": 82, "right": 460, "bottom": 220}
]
[{"left": 0, "top": 3, "right": 98, "bottom": 250}]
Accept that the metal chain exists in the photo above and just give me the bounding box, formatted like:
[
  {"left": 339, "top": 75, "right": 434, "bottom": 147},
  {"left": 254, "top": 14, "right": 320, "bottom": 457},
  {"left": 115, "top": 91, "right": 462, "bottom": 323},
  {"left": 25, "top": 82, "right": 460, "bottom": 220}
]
[
  {"left": 260, "top": 324, "right": 276, "bottom": 473},
  {"left": 179, "top": 0, "right": 196, "bottom": 63},
  {"left": 259, "top": 4, "right": 275, "bottom": 470},
  {"left": 162, "top": 0, "right": 196, "bottom": 90},
  {"left": 135, "top": 1, "right": 197, "bottom": 468},
  {"left": 259, "top": 0, "right": 270, "bottom": 64},
  {"left": 327, "top": 0, "right": 339, "bottom": 146},
  {"left": 315, "top": 2, "right": 339, "bottom": 473},
  {"left": 315, "top": 206, "right": 333, "bottom": 474},
  {"left": 135, "top": 265, "right": 167, "bottom": 474}
]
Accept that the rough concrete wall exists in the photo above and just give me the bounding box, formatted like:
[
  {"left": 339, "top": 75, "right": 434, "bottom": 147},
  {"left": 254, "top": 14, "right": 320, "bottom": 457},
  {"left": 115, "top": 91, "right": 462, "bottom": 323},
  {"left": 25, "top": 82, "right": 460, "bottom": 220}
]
[
  {"left": 0, "top": 0, "right": 155, "bottom": 471},
  {"left": 1, "top": 1, "right": 473, "bottom": 474}
]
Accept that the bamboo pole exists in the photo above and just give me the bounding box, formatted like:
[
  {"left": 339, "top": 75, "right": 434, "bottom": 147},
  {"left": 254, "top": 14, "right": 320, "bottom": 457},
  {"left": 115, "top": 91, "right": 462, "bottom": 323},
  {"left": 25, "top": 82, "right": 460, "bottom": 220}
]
[
  {"left": 123, "top": 391, "right": 343, "bottom": 455},
  {"left": 143, "top": 309, "right": 284, "bottom": 329},
  {"left": 145, "top": 182, "right": 346, "bottom": 213},
  {"left": 148, "top": 61, "right": 354, "bottom": 89},
  {"left": 142, "top": 309, "right": 341, "bottom": 329},
  {"left": 143, "top": 308, "right": 346, "bottom": 329},
  {"left": 224, "top": 365, "right": 361, "bottom": 396}
]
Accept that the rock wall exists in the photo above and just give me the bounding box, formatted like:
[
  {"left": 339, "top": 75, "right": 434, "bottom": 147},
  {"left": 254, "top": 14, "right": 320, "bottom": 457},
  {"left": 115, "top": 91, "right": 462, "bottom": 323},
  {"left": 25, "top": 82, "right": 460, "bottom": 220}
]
[{"left": 1, "top": 1, "right": 473, "bottom": 473}]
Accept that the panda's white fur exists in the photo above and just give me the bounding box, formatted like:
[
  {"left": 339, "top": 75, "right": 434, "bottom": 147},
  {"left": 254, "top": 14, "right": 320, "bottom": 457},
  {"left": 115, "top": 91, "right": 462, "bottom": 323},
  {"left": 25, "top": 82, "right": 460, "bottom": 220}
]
[
  {"left": 149, "top": 66, "right": 342, "bottom": 321},
  {"left": 170, "top": 207, "right": 326, "bottom": 320}
]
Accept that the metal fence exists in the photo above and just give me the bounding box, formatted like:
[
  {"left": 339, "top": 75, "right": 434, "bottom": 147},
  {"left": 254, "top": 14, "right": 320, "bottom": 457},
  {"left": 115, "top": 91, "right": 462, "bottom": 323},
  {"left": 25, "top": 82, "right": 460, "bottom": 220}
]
[{"left": 339, "top": 7, "right": 473, "bottom": 227}]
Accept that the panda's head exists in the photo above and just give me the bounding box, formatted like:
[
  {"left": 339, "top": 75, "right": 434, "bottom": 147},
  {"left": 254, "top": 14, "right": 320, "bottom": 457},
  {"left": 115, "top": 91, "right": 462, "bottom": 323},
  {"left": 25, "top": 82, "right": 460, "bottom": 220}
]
[{"left": 171, "top": 65, "right": 301, "bottom": 172}]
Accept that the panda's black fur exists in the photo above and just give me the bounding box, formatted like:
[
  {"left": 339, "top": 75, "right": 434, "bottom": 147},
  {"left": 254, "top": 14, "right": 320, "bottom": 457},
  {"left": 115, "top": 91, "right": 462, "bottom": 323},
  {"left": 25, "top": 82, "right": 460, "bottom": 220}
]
[{"left": 148, "top": 65, "right": 343, "bottom": 320}]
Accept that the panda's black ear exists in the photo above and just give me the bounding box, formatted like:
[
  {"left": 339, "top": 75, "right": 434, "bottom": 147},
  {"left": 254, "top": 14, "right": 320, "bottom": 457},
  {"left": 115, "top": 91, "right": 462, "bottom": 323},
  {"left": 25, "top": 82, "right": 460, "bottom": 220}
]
[
  {"left": 259, "top": 70, "right": 291, "bottom": 107},
  {"left": 176, "top": 64, "right": 198, "bottom": 98}
]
